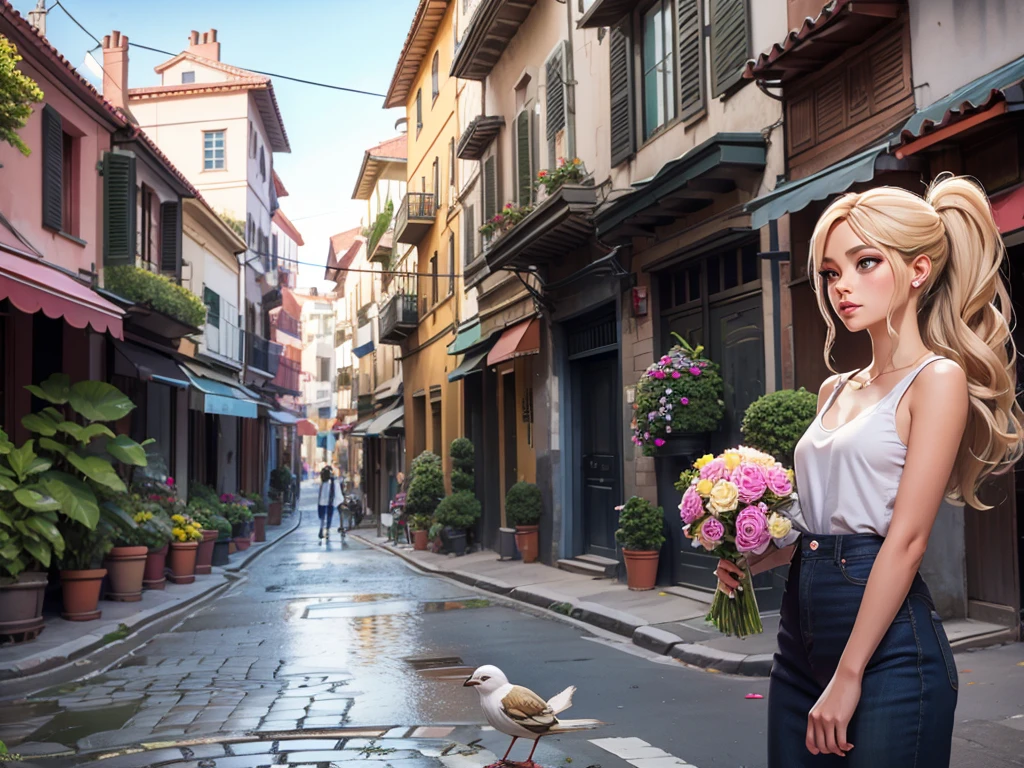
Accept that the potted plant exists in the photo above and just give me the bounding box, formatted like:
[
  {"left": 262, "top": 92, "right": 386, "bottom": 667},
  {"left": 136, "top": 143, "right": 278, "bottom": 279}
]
[
  {"left": 246, "top": 492, "right": 268, "bottom": 542},
  {"left": 409, "top": 514, "right": 431, "bottom": 550},
  {"left": 631, "top": 334, "right": 725, "bottom": 457},
  {"left": 268, "top": 467, "right": 291, "bottom": 525},
  {"left": 221, "top": 495, "right": 254, "bottom": 551},
  {"left": 185, "top": 500, "right": 219, "bottom": 575},
  {"left": 132, "top": 506, "right": 174, "bottom": 590},
  {"left": 428, "top": 521, "right": 445, "bottom": 554},
  {"left": 405, "top": 450, "right": 444, "bottom": 543},
  {"left": 534, "top": 157, "right": 589, "bottom": 197},
  {"left": 7, "top": 375, "right": 150, "bottom": 624},
  {"left": 740, "top": 388, "right": 818, "bottom": 467},
  {"left": 506, "top": 482, "right": 542, "bottom": 563},
  {"left": 208, "top": 513, "right": 232, "bottom": 566},
  {"left": 435, "top": 492, "right": 481, "bottom": 556},
  {"left": 614, "top": 496, "right": 666, "bottom": 591},
  {"left": 103, "top": 494, "right": 151, "bottom": 602},
  {"left": 167, "top": 512, "right": 203, "bottom": 584}
]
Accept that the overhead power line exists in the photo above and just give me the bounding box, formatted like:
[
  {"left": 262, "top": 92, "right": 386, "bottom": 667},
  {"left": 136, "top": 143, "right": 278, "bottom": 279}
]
[{"left": 53, "top": 1, "right": 388, "bottom": 99}]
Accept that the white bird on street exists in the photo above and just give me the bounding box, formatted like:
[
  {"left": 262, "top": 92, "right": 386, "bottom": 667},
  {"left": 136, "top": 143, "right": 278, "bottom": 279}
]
[{"left": 464, "top": 664, "right": 602, "bottom": 766}]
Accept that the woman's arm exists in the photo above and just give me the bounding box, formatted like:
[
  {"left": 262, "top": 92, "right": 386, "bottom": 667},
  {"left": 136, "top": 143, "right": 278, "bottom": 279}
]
[{"left": 806, "top": 360, "right": 969, "bottom": 757}]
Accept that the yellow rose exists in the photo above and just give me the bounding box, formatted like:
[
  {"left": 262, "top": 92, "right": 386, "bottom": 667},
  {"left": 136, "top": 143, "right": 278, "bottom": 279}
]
[
  {"left": 694, "top": 454, "right": 715, "bottom": 470},
  {"left": 708, "top": 480, "right": 739, "bottom": 515},
  {"left": 768, "top": 512, "right": 792, "bottom": 539},
  {"left": 723, "top": 451, "right": 742, "bottom": 471},
  {"left": 696, "top": 478, "right": 714, "bottom": 496}
]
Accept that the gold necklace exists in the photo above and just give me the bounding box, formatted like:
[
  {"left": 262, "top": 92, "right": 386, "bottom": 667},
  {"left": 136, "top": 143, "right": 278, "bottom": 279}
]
[{"left": 848, "top": 352, "right": 932, "bottom": 390}]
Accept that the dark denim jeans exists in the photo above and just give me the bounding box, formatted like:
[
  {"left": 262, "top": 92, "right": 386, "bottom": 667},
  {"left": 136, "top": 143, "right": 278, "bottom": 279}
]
[
  {"left": 768, "top": 534, "right": 958, "bottom": 767},
  {"left": 317, "top": 504, "right": 334, "bottom": 529}
]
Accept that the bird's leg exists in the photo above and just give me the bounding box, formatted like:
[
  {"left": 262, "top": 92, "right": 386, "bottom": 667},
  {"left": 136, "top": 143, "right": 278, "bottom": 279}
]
[
  {"left": 523, "top": 736, "right": 541, "bottom": 766},
  {"left": 501, "top": 737, "right": 518, "bottom": 762}
]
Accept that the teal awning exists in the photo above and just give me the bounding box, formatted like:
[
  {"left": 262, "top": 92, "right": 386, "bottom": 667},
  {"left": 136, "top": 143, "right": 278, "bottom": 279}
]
[
  {"left": 447, "top": 320, "right": 481, "bottom": 355},
  {"left": 183, "top": 370, "right": 258, "bottom": 419},
  {"left": 901, "top": 54, "right": 1024, "bottom": 140},
  {"left": 268, "top": 410, "right": 299, "bottom": 425},
  {"left": 448, "top": 346, "right": 490, "bottom": 383},
  {"left": 746, "top": 142, "right": 890, "bottom": 230}
]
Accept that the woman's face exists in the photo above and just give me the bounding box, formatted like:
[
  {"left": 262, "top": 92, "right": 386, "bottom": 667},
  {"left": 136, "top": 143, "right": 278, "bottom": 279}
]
[{"left": 818, "top": 220, "right": 897, "bottom": 333}]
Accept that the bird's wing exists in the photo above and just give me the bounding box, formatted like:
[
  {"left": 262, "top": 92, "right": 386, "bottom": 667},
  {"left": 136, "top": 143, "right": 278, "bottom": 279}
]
[
  {"left": 501, "top": 685, "right": 557, "bottom": 734},
  {"left": 546, "top": 685, "right": 575, "bottom": 715}
]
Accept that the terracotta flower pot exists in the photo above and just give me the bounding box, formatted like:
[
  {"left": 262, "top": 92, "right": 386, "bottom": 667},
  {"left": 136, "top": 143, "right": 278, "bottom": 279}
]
[
  {"left": 622, "top": 549, "right": 659, "bottom": 591},
  {"left": 0, "top": 572, "right": 48, "bottom": 641},
  {"left": 228, "top": 540, "right": 237, "bottom": 555},
  {"left": 514, "top": 525, "right": 539, "bottom": 564},
  {"left": 195, "top": 530, "right": 219, "bottom": 575},
  {"left": 413, "top": 529, "right": 428, "bottom": 550},
  {"left": 143, "top": 545, "right": 168, "bottom": 590},
  {"left": 104, "top": 545, "right": 148, "bottom": 602},
  {"left": 167, "top": 541, "right": 199, "bottom": 585},
  {"left": 60, "top": 568, "right": 107, "bottom": 621},
  {"left": 268, "top": 501, "right": 283, "bottom": 526},
  {"left": 253, "top": 514, "right": 267, "bottom": 543},
  {"left": 233, "top": 536, "right": 252, "bottom": 552}
]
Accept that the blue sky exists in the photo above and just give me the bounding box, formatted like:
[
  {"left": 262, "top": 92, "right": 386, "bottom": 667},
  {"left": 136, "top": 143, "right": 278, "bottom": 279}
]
[{"left": 17, "top": 0, "right": 418, "bottom": 289}]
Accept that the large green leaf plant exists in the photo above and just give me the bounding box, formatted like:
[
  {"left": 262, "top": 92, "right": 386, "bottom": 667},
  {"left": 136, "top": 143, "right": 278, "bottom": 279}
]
[{"left": 0, "top": 375, "right": 150, "bottom": 579}]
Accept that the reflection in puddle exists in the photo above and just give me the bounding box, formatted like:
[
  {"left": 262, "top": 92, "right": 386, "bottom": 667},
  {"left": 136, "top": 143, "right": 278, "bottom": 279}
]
[
  {"left": 11, "top": 701, "right": 141, "bottom": 748},
  {"left": 303, "top": 598, "right": 490, "bottom": 619}
]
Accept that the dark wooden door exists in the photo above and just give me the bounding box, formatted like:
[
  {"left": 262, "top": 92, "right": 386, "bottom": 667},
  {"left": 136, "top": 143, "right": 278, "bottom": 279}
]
[
  {"left": 579, "top": 353, "right": 620, "bottom": 558},
  {"left": 502, "top": 372, "right": 517, "bottom": 495}
]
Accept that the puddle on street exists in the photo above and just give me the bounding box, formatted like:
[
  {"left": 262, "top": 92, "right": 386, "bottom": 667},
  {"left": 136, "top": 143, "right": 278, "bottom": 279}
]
[
  {"left": 303, "top": 598, "right": 490, "bottom": 619},
  {"left": 0, "top": 700, "right": 60, "bottom": 724},
  {"left": 17, "top": 700, "right": 141, "bottom": 748}
]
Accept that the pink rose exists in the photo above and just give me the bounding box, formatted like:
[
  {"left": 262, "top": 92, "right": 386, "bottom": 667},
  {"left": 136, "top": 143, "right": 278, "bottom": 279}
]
[
  {"left": 654, "top": 438, "right": 666, "bottom": 447},
  {"left": 166, "top": 477, "right": 175, "bottom": 487},
  {"left": 689, "top": 366, "right": 701, "bottom": 376},
  {"left": 654, "top": 371, "right": 666, "bottom": 379},
  {"left": 699, "top": 458, "right": 728, "bottom": 482},
  {"left": 734, "top": 503, "right": 771, "bottom": 554},
  {"left": 765, "top": 465, "right": 794, "bottom": 496},
  {"left": 679, "top": 486, "right": 704, "bottom": 524},
  {"left": 671, "top": 371, "right": 681, "bottom": 379},
  {"left": 680, "top": 397, "right": 689, "bottom": 405},
  {"left": 731, "top": 463, "right": 768, "bottom": 504},
  {"left": 698, "top": 517, "right": 725, "bottom": 550}
]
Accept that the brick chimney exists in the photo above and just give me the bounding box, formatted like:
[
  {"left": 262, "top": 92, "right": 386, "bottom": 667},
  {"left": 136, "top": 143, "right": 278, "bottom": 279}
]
[
  {"left": 101, "top": 31, "right": 130, "bottom": 111},
  {"left": 188, "top": 29, "right": 220, "bottom": 61}
]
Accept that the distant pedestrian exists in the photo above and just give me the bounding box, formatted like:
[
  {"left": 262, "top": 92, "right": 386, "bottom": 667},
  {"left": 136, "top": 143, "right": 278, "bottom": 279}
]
[
  {"left": 316, "top": 466, "right": 343, "bottom": 541},
  {"left": 302, "top": 460, "right": 310, "bottom": 481}
]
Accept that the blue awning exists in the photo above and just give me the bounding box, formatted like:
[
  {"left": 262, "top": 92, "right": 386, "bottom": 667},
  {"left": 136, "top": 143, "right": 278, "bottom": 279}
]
[
  {"left": 353, "top": 340, "right": 375, "bottom": 359},
  {"left": 183, "top": 370, "right": 258, "bottom": 419},
  {"left": 268, "top": 410, "right": 299, "bottom": 425},
  {"left": 447, "top": 320, "right": 481, "bottom": 355}
]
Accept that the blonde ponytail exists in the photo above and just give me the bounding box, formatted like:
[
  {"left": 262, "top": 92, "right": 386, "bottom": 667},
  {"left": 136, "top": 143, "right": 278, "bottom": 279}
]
[
  {"left": 809, "top": 175, "right": 1023, "bottom": 508},
  {"left": 923, "top": 174, "right": 1023, "bottom": 507}
]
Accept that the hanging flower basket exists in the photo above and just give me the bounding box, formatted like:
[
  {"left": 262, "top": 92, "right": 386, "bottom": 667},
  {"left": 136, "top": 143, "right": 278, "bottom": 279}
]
[{"left": 631, "top": 333, "right": 724, "bottom": 456}]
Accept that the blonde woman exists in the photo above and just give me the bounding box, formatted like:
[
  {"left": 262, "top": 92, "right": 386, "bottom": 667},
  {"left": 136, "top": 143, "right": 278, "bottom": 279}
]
[{"left": 717, "top": 175, "right": 1022, "bottom": 766}]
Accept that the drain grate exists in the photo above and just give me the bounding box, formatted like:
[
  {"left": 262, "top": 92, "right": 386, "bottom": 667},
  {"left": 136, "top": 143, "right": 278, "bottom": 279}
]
[{"left": 403, "top": 653, "right": 464, "bottom": 671}]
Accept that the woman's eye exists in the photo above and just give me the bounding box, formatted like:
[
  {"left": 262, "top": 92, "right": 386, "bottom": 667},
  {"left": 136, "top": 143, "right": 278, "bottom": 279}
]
[
  {"left": 818, "top": 270, "right": 837, "bottom": 281},
  {"left": 858, "top": 257, "right": 880, "bottom": 270}
]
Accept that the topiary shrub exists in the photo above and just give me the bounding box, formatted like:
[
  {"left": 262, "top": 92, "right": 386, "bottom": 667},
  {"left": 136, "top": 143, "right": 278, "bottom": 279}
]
[
  {"left": 505, "top": 482, "right": 542, "bottom": 527},
  {"left": 406, "top": 451, "right": 444, "bottom": 518},
  {"left": 449, "top": 437, "right": 475, "bottom": 493},
  {"left": 740, "top": 388, "right": 817, "bottom": 466},
  {"left": 435, "top": 490, "right": 481, "bottom": 530},
  {"left": 614, "top": 496, "right": 665, "bottom": 552}
]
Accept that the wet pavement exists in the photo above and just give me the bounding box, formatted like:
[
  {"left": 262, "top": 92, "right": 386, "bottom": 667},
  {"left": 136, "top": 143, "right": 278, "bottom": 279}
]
[{"left": 1, "top": 486, "right": 1022, "bottom": 768}]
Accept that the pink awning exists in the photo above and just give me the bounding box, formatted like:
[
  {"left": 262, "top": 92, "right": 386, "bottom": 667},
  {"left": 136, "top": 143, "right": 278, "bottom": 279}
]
[
  {"left": 0, "top": 242, "right": 123, "bottom": 339},
  {"left": 991, "top": 184, "right": 1024, "bottom": 236},
  {"left": 297, "top": 418, "right": 319, "bottom": 437},
  {"left": 487, "top": 318, "right": 540, "bottom": 366}
]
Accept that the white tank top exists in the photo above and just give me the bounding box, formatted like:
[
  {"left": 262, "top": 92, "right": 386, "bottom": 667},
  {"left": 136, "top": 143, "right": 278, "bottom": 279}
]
[{"left": 792, "top": 356, "right": 945, "bottom": 536}]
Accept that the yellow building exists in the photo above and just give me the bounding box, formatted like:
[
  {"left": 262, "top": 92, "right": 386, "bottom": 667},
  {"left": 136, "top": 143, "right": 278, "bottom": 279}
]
[{"left": 384, "top": 0, "right": 462, "bottom": 481}]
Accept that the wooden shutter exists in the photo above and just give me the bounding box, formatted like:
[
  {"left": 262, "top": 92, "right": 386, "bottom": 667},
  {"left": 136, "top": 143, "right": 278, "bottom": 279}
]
[
  {"left": 710, "top": 0, "right": 749, "bottom": 97},
  {"left": 609, "top": 23, "right": 635, "bottom": 167},
  {"left": 677, "top": 0, "right": 705, "bottom": 120},
  {"left": 102, "top": 150, "right": 137, "bottom": 267},
  {"left": 464, "top": 205, "right": 475, "bottom": 264},
  {"left": 203, "top": 286, "right": 220, "bottom": 326},
  {"left": 41, "top": 105, "right": 63, "bottom": 232},
  {"left": 483, "top": 155, "right": 497, "bottom": 223},
  {"left": 516, "top": 110, "right": 533, "bottom": 205},
  {"left": 545, "top": 41, "right": 569, "bottom": 167},
  {"left": 159, "top": 201, "right": 181, "bottom": 276},
  {"left": 448, "top": 233, "right": 455, "bottom": 294}
]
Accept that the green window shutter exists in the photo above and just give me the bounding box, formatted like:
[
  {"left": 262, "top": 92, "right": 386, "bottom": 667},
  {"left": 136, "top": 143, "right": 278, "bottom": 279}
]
[
  {"left": 41, "top": 105, "right": 63, "bottom": 232},
  {"left": 609, "top": 23, "right": 635, "bottom": 167},
  {"left": 103, "top": 150, "right": 137, "bottom": 267},
  {"left": 710, "top": 0, "right": 749, "bottom": 98},
  {"left": 545, "top": 41, "right": 569, "bottom": 168},
  {"left": 203, "top": 287, "right": 220, "bottom": 327},
  {"left": 677, "top": 0, "right": 705, "bottom": 120},
  {"left": 159, "top": 200, "right": 181, "bottom": 277},
  {"left": 516, "top": 110, "right": 533, "bottom": 205},
  {"left": 464, "top": 205, "right": 475, "bottom": 264},
  {"left": 483, "top": 155, "right": 497, "bottom": 223}
]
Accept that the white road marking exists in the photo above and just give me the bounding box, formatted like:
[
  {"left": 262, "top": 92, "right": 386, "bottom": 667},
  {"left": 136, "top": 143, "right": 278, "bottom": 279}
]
[{"left": 590, "top": 737, "right": 697, "bottom": 768}]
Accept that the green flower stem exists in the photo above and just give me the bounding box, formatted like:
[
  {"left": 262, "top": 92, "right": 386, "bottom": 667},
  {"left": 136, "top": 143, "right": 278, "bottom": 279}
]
[{"left": 706, "top": 568, "right": 764, "bottom": 638}]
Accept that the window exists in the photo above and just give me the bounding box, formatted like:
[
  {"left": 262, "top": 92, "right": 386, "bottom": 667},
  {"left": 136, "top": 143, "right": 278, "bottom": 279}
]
[
  {"left": 431, "top": 51, "right": 439, "bottom": 102},
  {"left": 181, "top": 71, "right": 195, "bottom": 84},
  {"left": 515, "top": 110, "right": 534, "bottom": 205},
  {"left": 203, "top": 286, "right": 220, "bottom": 327},
  {"left": 545, "top": 42, "right": 568, "bottom": 168},
  {"left": 483, "top": 153, "right": 497, "bottom": 224},
  {"left": 448, "top": 233, "right": 455, "bottom": 295},
  {"left": 609, "top": 25, "right": 635, "bottom": 166},
  {"left": 642, "top": 0, "right": 676, "bottom": 139},
  {"left": 432, "top": 157, "right": 440, "bottom": 209},
  {"left": 317, "top": 356, "right": 330, "bottom": 382},
  {"left": 448, "top": 137, "right": 455, "bottom": 186},
  {"left": 259, "top": 146, "right": 266, "bottom": 181},
  {"left": 61, "top": 131, "right": 76, "bottom": 236},
  {"left": 463, "top": 205, "right": 475, "bottom": 264},
  {"left": 203, "top": 130, "right": 225, "bottom": 170},
  {"left": 42, "top": 106, "right": 82, "bottom": 237},
  {"left": 272, "top": 233, "right": 279, "bottom": 270},
  {"left": 416, "top": 90, "right": 423, "bottom": 135},
  {"left": 139, "top": 185, "right": 155, "bottom": 266},
  {"left": 248, "top": 120, "right": 255, "bottom": 158},
  {"left": 430, "top": 252, "right": 438, "bottom": 305}
]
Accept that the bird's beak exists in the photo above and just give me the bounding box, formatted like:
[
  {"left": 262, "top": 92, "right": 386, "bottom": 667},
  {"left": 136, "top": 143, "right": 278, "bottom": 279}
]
[{"left": 463, "top": 678, "right": 480, "bottom": 687}]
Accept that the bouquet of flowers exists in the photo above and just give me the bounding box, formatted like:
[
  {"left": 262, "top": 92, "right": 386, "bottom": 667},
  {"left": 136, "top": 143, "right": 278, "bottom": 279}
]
[
  {"left": 678, "top": 446, "right": 798, "bottom": 637},
  {"left": 170, "top": 513, "right": 203, "bottom": 543}
]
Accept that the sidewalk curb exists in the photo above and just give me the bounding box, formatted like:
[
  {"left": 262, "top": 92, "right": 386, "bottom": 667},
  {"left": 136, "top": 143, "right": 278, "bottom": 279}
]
[
  {"left": 0, "top": 507, "right": 304, "bottom": 683},
  {"left": 352, "top": 533, "right": 771, "bottom": 677}
]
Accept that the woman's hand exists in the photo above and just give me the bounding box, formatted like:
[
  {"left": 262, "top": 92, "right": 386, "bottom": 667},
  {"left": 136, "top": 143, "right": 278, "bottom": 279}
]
[
  {"left": 715, "top": 558, "right": 744, "bottom": 597},
  {"left": 806, "top": 667, "right": 860, "bottom": 756}
]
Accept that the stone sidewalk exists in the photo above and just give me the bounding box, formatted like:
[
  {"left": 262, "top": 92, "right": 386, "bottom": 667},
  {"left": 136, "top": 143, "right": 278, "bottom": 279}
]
[
  {"left": 0, "top": 503, "right": 304, "bottom": 682},
  {"left": 353, "top": 533, "right": 1014, "bottom": 676}
]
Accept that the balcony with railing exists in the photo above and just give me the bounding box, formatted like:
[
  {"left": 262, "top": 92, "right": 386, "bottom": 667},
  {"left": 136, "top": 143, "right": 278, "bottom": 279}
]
[
  {"left": 271, "top": 355, "right": 301, "bottom": 395},
  {"left": 245, "top": 331, "right": 283, "bottom": 378},
  {"left": 394, "top": 192, "right": 437, "bottom": 245},
  {"left": 379, "top": 273, "right": 419, "bottom": 344},
  {"left": 270, "top": 309, "right": 300, "bottom": 338},
  {"left": 203, "top": 317, "right": 243, "bottom": 366}
]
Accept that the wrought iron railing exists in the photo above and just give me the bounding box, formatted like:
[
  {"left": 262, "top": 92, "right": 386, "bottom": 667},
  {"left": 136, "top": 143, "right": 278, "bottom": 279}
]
[
  {"left": 246, "top": 331, "right": 283, "bottom": 377},
  {"left": 271, "top": 309, "right": 300, "bottom": 337},
  {"left": 395, "top": 192, "right": 436, "bottom": 235},
  {"left": 380, "top": 273, "right": 419, "bottom": 342}
]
